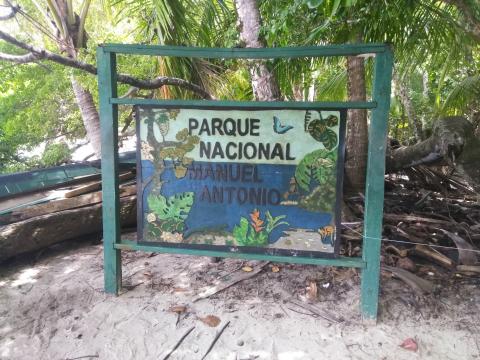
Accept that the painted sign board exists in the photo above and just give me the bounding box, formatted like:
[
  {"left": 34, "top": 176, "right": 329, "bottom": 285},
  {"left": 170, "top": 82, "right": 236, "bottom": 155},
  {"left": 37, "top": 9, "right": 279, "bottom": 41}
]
[{"left": 136, "top": 105, "right": 345, "bottom": 257}]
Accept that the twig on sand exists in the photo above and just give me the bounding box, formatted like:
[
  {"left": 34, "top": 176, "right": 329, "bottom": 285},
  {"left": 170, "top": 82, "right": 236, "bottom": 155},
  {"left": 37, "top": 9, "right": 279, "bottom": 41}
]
[
  {"left": 192, "top": 262, "right": 269, "bottom": 302},
  {"left": 288, "top": 299, "right": 343, "bottom": 324},
  {"left": 161, "top": 326, "right": 195, "bottom": 360},
  {"left": 66, "top": 355, "right": 99, "bottom": 360},
  {"left": 201, "top": 320, "right": 230, "bottom": 360}
]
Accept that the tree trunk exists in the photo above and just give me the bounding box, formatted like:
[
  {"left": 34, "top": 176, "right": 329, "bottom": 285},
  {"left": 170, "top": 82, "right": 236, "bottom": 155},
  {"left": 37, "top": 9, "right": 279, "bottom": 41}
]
[
  {"left": 394, "top": 73, "right": 424, "bottom": 141},
  {"left": 344, "top": 56, "right": 368, "bottom": 193},
  {"left": 0, "top": 195, "right": 136, "bottom": 262},
  {"left": 70, "top": 76, "right": 102, "bottom": 157},
  {"left": 387, "top": 116, "right": 480, "bottom": 192},
  {"left": 234, "top": 0, "right": 281, "bottom": 101}
]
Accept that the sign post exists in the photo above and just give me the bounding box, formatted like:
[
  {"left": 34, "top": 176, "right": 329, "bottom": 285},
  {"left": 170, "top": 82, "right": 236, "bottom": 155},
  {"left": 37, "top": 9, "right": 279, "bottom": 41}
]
[{"left": 97, "top": 44, "right": 393, "bottom": 320}]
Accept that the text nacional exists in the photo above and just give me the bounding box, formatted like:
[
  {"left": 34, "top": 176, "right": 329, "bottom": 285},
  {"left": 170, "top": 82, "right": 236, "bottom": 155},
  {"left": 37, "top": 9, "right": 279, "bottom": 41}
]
[{"left": 188, "top": 117, "right": 295, "bottom": 161}]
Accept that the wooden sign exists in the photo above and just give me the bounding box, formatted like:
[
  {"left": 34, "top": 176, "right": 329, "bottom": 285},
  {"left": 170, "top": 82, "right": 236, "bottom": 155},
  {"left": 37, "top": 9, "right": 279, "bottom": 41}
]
[
  {"left": 136, "top": 106, "right": 345, "bottom": 257},
  {"left": 98, "top": 43, "right": 393, "bottom": 319}
]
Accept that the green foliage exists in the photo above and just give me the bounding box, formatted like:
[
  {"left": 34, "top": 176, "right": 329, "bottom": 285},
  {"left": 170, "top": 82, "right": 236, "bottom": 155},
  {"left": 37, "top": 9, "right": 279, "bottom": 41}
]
[
  {"left": 40, "top": 143, "right": 72, "bottom": 167},
  {"left": 147, "top": 192, "right": 194, "bottom": 233},
  {"left": 2, "top": 0, "right": 479, "bottom": 169},
  {"left": 0, "top": 43, "right": 82, "bottom": 172},
  {"left": 1, "top": 142, "right": 73, "bottom": 174}
]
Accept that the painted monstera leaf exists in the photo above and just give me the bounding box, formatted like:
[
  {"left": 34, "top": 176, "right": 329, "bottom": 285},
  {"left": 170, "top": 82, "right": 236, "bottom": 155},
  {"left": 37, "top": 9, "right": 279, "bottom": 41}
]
[
  {"left": 295, "top": 149, "right": 337, "bottom": 191},
  {"left": 325, "top": 114, "right": 339, "bottom": 127},
  {"left": 307, "top": 120, "right": 338, "bottom": 150},
  {"left": 305, "top": 112, "right": 339, "bottom": 150},
  {"left": 318, "top": 128, "right": 338, "bottom": 150},
  {"left": 148, "top": 192, "right": 194, "bottom": 222}
]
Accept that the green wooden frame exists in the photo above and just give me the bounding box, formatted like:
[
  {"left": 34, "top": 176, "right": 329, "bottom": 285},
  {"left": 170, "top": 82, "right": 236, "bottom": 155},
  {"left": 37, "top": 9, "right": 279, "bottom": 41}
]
[{"left": 96, "top": 43, "right": 393, "bottom": 320}]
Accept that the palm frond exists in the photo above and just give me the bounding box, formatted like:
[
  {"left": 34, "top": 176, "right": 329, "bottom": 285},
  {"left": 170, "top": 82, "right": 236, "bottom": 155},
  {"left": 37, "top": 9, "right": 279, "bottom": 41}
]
[{"left": 442, "top": 75, "right": 480, "bottom": 113}]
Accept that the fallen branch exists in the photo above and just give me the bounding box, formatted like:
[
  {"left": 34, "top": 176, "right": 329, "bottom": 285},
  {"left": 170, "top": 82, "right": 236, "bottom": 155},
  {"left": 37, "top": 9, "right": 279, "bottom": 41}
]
[
  {"left": 411, "top": 245, "right": 455, "bottom": 269},
  {"left": 456, "top": 265, "right": 480, "bottom": 276},
  {"left": 161, "top": 326, "right": 195, "bottom": 360},
  {"left": 288, "top": 299, "right": 343, "bottom": 324},
  {"left": 200, "top": 321, "right": 230, "bottom": 360},
  {"left": 192, "top": 261, "right": 269, "bottom": 302},
  {"left": 383, "top": 265, "right": 435, "bottom": 295},
  {"left": 441, "top": 230, "right": 479, "bottom": 265},
  {"left": 0, "top": 2, "right": 19, "bottom": 21},
  {"left": 384, "top": 213, "right": 452, "bottom": 225}
]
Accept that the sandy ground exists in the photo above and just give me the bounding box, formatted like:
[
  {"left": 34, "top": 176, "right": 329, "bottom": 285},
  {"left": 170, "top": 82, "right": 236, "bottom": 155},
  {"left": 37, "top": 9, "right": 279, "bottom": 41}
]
[{"left": 1, "top": 235, "right": 479, "bottom": 360}]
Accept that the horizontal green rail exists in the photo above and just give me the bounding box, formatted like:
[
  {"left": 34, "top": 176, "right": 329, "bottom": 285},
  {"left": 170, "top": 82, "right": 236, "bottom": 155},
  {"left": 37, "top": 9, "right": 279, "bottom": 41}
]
[
  {"left": 100, "top": 44, "right": 388, "bottom": 58},
  {"left": 115, "top": 241, "right": 366, "bottom": 268},
  {"left": 110, "top": 98, "right": 377, "bottom": 109}
]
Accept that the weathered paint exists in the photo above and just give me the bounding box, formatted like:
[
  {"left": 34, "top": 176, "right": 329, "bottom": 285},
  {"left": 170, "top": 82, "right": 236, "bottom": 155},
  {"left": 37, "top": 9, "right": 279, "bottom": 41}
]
[
  {"left": 360, "top": 47, "right": 393, "bottom": 320},
  {"left": 137, "top": 107, "right": 345, "bottom": 256},
  {"left": 115, "top": 240, "right": 365, "bottom": 268},
  {"left": 97, "top": 47, "right": 122, "bottom": 295},
  {"left": 111, "top": 98, "right": 377, "bottom": 109},
  {"left": 97, "top": 44, "right": 393, "bottom": 320},
  {"left": 100, "top": 43, "right": 389, "bottom": 57}
]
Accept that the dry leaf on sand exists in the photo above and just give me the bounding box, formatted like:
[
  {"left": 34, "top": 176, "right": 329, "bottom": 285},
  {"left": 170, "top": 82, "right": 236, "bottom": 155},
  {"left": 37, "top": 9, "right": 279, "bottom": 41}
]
[
  {"left": 400, "top": 338, "right": 418, "bottom": 352},
  {"left": 199, "top": 315, "right": 221, "bottom": 327},
  {"left": 305, "top": 281, "right": 318, "bottom": 302},
  {"left": 169, "top": 305, "right": 187, "bottom": 314}
]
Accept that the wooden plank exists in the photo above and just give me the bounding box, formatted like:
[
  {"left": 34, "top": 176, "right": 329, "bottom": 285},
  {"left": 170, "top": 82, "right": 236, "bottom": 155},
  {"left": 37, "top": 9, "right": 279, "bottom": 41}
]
[
  {"left": 412, "top": 245, "right": 455, "bottom": 269},
  {"left": 63, "top": 171, "right": 135, "bottom": 198},
  {"left": 360, "top": 48, "right": 393, "bottom": 321},
  {"left": 0, "top": 185, "right": 136, "bottom": 224},
  {"left": 110, "top": 98, "right": 376, "bottom": 109},
  {"left": 100, "top": 43, "right": 389, "bottom": 57},
  {"left": 97, "top": 47, "right": 122, "bottom": 295},
  {"left": 0, "top": 191, "right": 52, "bottom": 213}
]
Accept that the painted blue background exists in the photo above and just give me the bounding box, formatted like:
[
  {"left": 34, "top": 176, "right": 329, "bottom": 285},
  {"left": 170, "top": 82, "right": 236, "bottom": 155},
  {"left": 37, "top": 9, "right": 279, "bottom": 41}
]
[{"left": 141, "top": 160, "right": 332, "bottom": 243}]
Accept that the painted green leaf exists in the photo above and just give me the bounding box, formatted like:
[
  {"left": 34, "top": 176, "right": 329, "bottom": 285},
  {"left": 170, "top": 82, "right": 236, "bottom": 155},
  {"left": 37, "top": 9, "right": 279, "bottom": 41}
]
[
  {"left": 319, "top": 128, "right": 338, "bottom": 150},
  {"left": 148, "top": 192, "right": 194, "bottom": 222},
  {"left": 265, "top": 211, "right": 289, "bottom": 234},
  {"left": 325, "top": 114, "right": 339, "bottom": 127},
  {"left": 233, "top": 217, "right": 249, "bottom": 245},
  {"left": 246, "top": 229, "right": 268, "bottom": 246},
  {"left": 156, "top": 112, "right": 169, "bottom": 124},
  {"left": 295, "top": 149, "right": 337, "bottom": 191}
]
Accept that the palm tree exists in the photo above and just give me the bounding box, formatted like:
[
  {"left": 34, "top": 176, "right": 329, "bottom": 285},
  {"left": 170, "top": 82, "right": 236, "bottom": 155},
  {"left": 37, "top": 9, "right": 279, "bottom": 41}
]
[
  {"left": 112, "top": 0, "right": 237, "bottom": 100},
  {"left": 27, "top": 0, "right": 103, "bottom": 156},
  {"left": 293, "top": 0, "right": 478, "bottom": 191}
]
